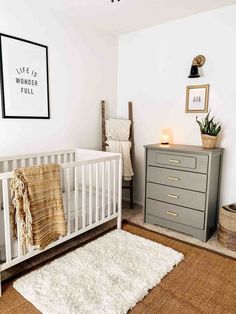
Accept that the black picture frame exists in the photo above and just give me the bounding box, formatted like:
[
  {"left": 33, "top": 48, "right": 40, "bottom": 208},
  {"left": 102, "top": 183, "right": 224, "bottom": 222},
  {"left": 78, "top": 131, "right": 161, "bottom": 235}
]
[{"left": 0, "top": 33, "right": 50, "bottom": 119}]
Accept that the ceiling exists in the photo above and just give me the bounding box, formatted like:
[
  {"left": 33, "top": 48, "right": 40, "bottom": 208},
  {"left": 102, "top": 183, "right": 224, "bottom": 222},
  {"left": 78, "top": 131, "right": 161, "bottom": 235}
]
[{"left": 47, "top": 0, "right": 236, "bottom": 35}]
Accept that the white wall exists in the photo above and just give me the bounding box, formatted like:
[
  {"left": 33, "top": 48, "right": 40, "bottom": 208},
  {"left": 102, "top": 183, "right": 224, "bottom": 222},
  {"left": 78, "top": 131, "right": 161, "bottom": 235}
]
[
  {"left": 1, "top": 2, "right": 236, "bottom": 207},
  {"left": 0, "top": 0, "right": 118, "bottom": 156},
  {"left": 118, "top": 5, "right": 236, "bottom": 206}
]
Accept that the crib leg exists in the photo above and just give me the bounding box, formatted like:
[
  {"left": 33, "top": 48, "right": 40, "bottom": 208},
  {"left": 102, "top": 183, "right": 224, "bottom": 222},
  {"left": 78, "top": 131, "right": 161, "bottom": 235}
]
[{"left": 117, "top": 214, "right": 122, "bottom": 229}]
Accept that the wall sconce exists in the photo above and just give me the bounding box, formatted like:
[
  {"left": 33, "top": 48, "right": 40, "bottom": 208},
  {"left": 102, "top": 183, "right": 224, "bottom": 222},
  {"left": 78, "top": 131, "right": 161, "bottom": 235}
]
[
  {"left": 160, "top": 129, "right": 170, "bottom": 145},
  {"left": 188, "top": 55, "right": 206, "bottom": 78}
]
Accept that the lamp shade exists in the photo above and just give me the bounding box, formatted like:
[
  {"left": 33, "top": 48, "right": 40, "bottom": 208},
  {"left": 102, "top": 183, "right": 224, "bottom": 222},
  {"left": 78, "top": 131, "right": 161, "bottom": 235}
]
[
  {"left": 160, "top": 129, "right": 170, "bottom": 145},
  {"left": 188, "top": 65, "right": 200, "bottom": 78}
]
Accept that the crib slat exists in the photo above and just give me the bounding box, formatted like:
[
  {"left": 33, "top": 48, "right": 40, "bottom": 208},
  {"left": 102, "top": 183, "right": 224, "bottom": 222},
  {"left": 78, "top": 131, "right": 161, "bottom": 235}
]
[
  {"left": 37, "top": 156, "right": 41, "bottom": 165},
  {"left": 101, "top": 162, "right": 105, "bottom": 220},
  {"left": 28, "top": 242, "right": 34, "bottom": 253},
  {"left": 57, "top": 155, "right": 63, "bottom": 190},
  {"left": 3, "top": 161, "right": 9, "bottom": 172},
  {"left": 57, "top": 154, "right": 62, "bottom": 164},
  {"left": 2, "top": 178, "right": 12, "bottom": 263},
  {"left": 51, "top": 155, "right": 55, "bottom": 163},
  {"left": 64, "top": 154, "right": 67, "bottom": 163},
  {"left": 66, "top": 168, "right": 71, "bottom": 235},
  {"left": 13, "top": 160, "right": 17, "bottom": 170},
  {"left": 21, "top": 159, "right": 26, "bottom": 167},
  {"left": 82, "top": 165, "right": 86, "bottom": 228},
  {"left": 107, "top": 161, "right": 111, "bottom": 217},
  {"left": 89, "top": 164, "right": 93, "bottom": 225},
  {"left": 16, "top": 216, "right": 22, "bottom": 257},
  {"left": 74, "top": 166, "right": 79, "bottom": 231},
  {"left": 113, "top": 160, "right": 116, "bottom": 214},
  {"left": 29, "top": 157, "right": 34, "bottom": 166},
  {"left": 70, "top": 152, "right": 74, "bottom": 162},
  {"left": 95, "top": 163, "right": 99, "bottom": 222}
]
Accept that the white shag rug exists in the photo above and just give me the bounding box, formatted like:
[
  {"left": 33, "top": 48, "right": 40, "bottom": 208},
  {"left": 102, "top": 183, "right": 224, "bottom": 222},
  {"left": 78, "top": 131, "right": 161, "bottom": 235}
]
[{"left": 14, "top": 229, "right": 184, "bottom": 314}]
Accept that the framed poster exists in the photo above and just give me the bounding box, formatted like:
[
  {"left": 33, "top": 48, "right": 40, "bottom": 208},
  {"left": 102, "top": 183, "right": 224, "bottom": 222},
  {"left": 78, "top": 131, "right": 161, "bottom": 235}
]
[
  {"left": 185, "top": 84, "right": 209, "bottom": 113},
  {"left": 0, "top": 33, "right": 50, "bottom": 119}
]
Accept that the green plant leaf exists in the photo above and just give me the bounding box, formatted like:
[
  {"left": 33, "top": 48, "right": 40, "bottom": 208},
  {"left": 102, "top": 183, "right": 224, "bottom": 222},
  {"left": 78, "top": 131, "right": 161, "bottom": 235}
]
[{"left": 196, "top": 111, "right": 221, "bottom": 136}]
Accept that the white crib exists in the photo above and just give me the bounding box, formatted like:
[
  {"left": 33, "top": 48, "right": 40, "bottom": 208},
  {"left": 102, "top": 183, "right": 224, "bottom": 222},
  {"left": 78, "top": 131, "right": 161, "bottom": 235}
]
[{"left": 0, "top": 148, "right": 122, "bottom": 296}]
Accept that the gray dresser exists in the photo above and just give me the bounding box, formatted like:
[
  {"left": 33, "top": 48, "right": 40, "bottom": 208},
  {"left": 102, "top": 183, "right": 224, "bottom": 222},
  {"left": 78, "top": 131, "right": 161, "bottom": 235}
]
[{"left": 144, "top": 144, "right": 223, "bottom": 241}]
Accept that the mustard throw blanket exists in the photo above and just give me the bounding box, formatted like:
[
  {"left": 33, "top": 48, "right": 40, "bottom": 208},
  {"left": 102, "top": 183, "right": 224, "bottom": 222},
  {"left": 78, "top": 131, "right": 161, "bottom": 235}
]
[{"left": 10, "top": 164, "right": 67, "bottom": 252}]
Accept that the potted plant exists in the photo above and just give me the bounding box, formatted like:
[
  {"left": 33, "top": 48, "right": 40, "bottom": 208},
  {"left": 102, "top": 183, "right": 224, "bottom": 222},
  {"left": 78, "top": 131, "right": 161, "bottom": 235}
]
[{"left": 196, "top": 112, "right": 221, "bottom": 149}]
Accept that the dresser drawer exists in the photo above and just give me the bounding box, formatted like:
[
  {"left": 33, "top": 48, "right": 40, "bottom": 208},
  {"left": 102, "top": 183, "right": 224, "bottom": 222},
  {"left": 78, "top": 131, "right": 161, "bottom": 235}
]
[
  {"left": 147, "top": 182, "right": 205, "bottom": 211},
  {"left": 147, "top": 166, "right": 207, "bottom": 192},
  {"left": 148, "top": 150, "right": 208, "bottom": 173},
  {"left": 146, "top": 199, "right": 205, "bottom": 229}
]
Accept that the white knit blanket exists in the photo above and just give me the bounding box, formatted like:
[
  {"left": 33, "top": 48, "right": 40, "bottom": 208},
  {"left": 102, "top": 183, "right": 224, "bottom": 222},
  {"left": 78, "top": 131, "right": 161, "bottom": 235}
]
[
  {"left": 105, "top": 119, "right": 134, "bottom": 181},
  {"left": 105, "top": 119, "right": 131, "bottom": 141},
  {"left": 106, "top": 140, "right": 134, "bottom": 180}
]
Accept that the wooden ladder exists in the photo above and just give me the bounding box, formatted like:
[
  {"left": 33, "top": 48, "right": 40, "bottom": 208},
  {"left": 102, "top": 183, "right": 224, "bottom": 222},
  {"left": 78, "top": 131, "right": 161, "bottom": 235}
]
[{"left": 101, "top": 100, "right": 134, "bottom": 209}]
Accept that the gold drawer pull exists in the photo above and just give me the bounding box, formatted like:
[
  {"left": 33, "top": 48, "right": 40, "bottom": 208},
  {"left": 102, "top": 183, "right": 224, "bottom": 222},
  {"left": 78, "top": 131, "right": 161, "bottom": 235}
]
[
  {"left": 166, "top": 210, "right": 178, "bottom": 217},
  {"left": 168, "top": 193, "right": 179, "bottom": 199},
  {"left": 168, "top": 176, "right": 180, "bottom": 181},
  {"left": 169, "top": 159, "right": 180, "bottom": 164}
]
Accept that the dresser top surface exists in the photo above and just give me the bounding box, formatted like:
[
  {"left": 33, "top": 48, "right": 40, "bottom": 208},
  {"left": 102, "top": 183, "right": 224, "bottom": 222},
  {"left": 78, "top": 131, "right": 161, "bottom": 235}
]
[{"left": 144, "top": 143, "right": 223, "bottom": 155}]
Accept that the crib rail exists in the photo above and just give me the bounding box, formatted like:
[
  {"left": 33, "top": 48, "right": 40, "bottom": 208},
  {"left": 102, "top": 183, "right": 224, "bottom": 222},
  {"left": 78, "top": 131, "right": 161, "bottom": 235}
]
[
  {"left": 0, "top": 150, "right": 122, "bottom": 283},
  {"left": 0, "top": 149, "right": 76, "bottom": 173}
]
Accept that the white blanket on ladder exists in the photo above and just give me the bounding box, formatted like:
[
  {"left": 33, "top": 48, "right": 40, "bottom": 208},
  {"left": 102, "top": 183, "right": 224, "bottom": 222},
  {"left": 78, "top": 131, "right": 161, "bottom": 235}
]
[
  {"left": 105, "top": 119, "right": 131, "bottom": 141},
  {"left": 105, "top": 119, "right": 134, "bottom": 181}
]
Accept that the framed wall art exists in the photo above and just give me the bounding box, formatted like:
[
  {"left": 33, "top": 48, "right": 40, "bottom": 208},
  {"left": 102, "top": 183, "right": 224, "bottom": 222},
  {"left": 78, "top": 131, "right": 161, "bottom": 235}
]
[
  {"left": 185, "top": 84, "right": 209, "bottom": 113},
  {"left": 0, "top": 33, "right": 50, "bottom": 119}
]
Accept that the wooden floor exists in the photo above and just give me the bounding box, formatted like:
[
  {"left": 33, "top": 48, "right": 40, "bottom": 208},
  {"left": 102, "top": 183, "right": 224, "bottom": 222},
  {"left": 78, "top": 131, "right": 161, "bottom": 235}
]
[{"left": 0, "top": 222, "right": 235, "bottom": 314}]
